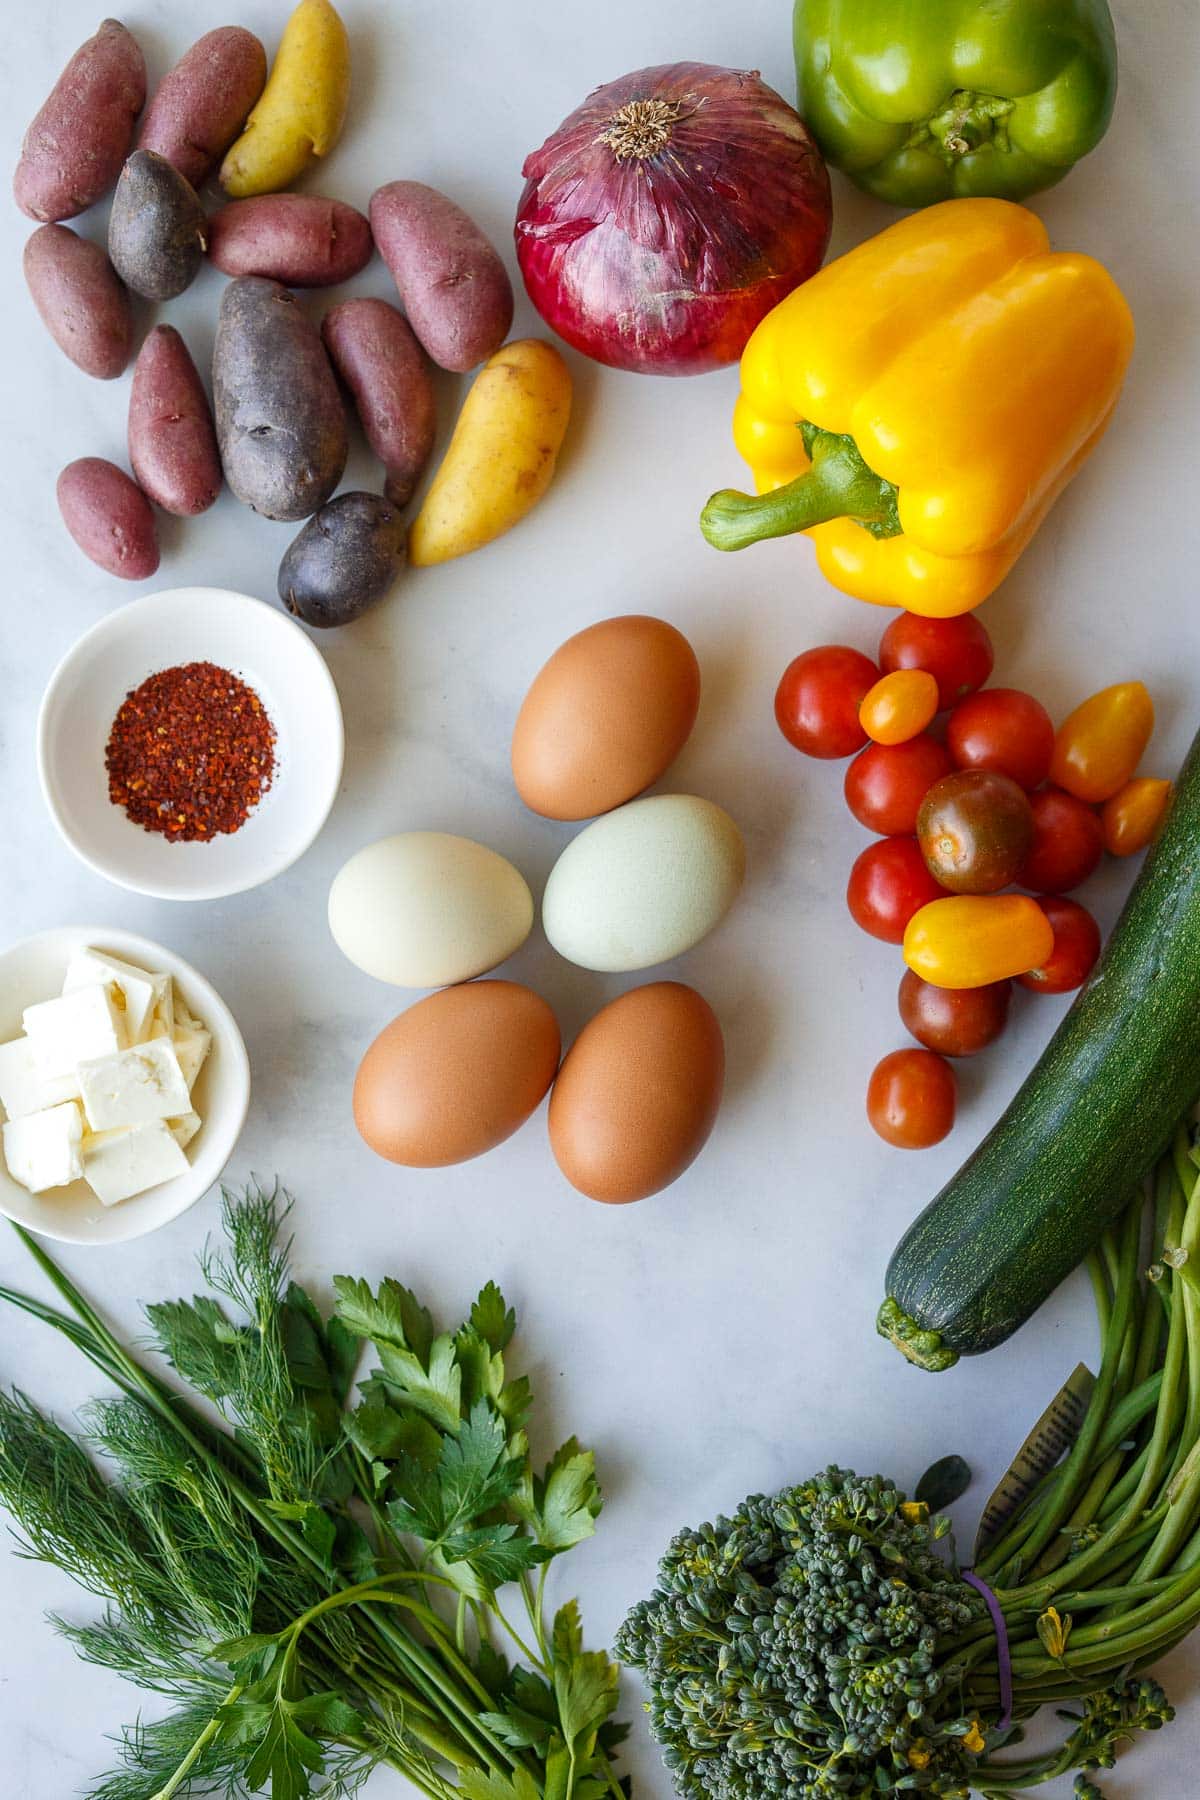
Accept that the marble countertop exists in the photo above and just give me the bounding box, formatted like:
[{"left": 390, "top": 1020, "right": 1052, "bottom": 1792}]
[{"left": 2, "top": 2, "right": 1198, "bottom": 1795}]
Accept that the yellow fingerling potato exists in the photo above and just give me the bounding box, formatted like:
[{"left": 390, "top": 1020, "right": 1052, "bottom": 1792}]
[
  {"left": 409, "top": 341, "right": 572, "bottom": 567},
  {"left": 220, "top": 0, "right": 350, "bottom": 198}
]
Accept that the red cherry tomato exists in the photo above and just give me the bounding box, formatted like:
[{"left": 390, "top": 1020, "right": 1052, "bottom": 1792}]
[
  {"left": 867, "top": 1048, "right": 957, "bottom": 1149},
  {"left": 947, "top": 689, "right": 1055, "bottom": 791},
  {"left": 917, "top": 770, "right": 1034, "bottom": 895},
  {"left": 844, "top": 734, "right": 954, "bottom": 835},
  {"left": 1017, "top": 897, "right": 1102, "bottom": 995},
  {"left": 878, "top": 612, "right": 995, "bottom": 711},
  {"left": 847, "top": 838, "right": 946, "bottom": 944},
  {"left": 898, "top": 970, "right": 1011, "bottom": 1056},
  {"left": 1017, "top": 788, "right": 1105, "bottom": 893},
  {"left": 775, "top": 646, "right": 880, "bottom": 759}
]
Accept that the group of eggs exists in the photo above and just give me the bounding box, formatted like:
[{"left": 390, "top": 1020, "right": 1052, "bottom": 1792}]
[{"left": 328, "top": 615, "right": 744, "bottom": 1203}]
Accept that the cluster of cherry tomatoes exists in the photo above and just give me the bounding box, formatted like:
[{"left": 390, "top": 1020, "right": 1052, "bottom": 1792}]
[{"left": 775, "top": 612, "right": 1172, "bottom": 1150}]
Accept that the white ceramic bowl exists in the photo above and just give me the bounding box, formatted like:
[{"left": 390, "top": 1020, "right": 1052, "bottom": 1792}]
[
  {"left": 0, "top": 926, "right": 250, "bottom": 1245},
  {"left": 38, "top": 587, "right": 344, "bottom": 901}
]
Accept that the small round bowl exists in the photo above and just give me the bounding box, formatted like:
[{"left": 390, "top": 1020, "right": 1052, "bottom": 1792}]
[
  {"left": 38, "top": 587, "right": 344, "bottom": 901},
  {"left": 0, "top": 926, "right": 250, "bottom": 1245}
]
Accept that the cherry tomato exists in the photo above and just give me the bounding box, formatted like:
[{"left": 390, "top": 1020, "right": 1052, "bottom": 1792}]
[
  {"left": 1051, "top": 682, "right": 1155, "bottom": 803},
  {"left": 859, "top": 670, "right": 940, "bottom": 746},
  {"left": 846, "top": 838, "right": 946, "bottom": 943},
  {"left": 1017, "top": 787, "right": 1105, "bottom": 893},
  {"left": 1101, "top": 777, "right": 1173, "bottom": 857},
  {"left": 947, "top": 688, "right": 1055, "bottom": 791},
  {"left": 1017, "top": 896, "right": 1102, "bottom": 995},
  {"left": 904, "top": 894, "right": 1056, "bottom": 990},
  {"left": 898, "top": 969, "right": 1011, "bottom": 1057},
  {"left": 917, "top": 770, "right": 1033, "bottom": 895},
  {"left": 878, "top": 611, "right": 995, "bottom": 711},
  {"left": 775, "top": 646, "right": 880, "bottom": 759},
  {"left": 844, "top": 734, "right": 953, "bottom": 835},
  {"left": 867, "top": 1048, "right": 956, "bottom": 1149}
]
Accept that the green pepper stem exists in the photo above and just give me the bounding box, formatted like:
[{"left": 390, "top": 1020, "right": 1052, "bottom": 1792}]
[{"left": 700, "top": 422, "right": 902, "bottom": 552}]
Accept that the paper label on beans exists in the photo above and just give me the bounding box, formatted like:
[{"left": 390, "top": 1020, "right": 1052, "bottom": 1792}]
[{"left": 973, "top": 1362, "right": 1096, "bottom": 1561}]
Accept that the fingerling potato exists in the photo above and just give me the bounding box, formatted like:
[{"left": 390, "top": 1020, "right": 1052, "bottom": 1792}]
[
  {"left": 322, "top": 298, "right": 434, "bottom": 506},
  {"left": 23, "top": 224, "right": 132, "bottom": 379},
  {"left": 278, "top": 491, "right": 406, "bottom": 627},
  {"left": 14, "top": 19, "right": 146, "bottom": 222},
  {"left": 213, "top": 276, "right": 347, "bottom": 521},
  {"left": 209, "top": 194, "right": 371, "bottom": 286},
  {"left": 57, "top": 458, "right": 159, "bottom": 580},
  {"left": 108, "top": 151, "right": 207, "bottom": 301},
  {"left": 138, "top": 26, "right": 267, "bottom": 187},
  {"left": 129, "top": 326, "right": 222, "bottom": 517},
  {"left": 220, "top": 0, "right": 350, "bottom": 198},
  {"left": 409, "top": 340, "right": 571, "bottom": 566},
  {"left": 369, "top": 180, "right": 513, "bottom": 372}
]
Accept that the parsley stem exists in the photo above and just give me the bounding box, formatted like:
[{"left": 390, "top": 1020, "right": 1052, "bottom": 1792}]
[{"left": 148, "top": 1683, "right": 242, "bottom": 1800}]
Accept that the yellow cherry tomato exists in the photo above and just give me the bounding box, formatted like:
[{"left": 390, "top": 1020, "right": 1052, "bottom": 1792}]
[
  {"left": 859, "top": 669, "right": 940, "bottom": 746},
  {"left": 1050, "top": 682, "right": 1154, "bottom": 803},
  {"left": 1101, "top": 777, "right": 1173, "bottom": 856},
  {"left": 903, "top": 895, "right": 1056, "bottom": 990}
]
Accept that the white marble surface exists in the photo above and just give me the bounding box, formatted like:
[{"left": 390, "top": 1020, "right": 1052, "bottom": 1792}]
[{"left": 2, "top": 2, "right": 1199, "bottom": 1795}]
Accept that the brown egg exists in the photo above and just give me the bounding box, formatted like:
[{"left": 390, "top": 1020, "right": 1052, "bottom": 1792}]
[
  {"left": 354, "top": 981, "right": 560, "bottom": 1167},
  {"left": 548, "top": 982, "right": 724, "bottom": 1203},
  {"left": 511, "top": 614, "right": 701, "bottom": 820}
]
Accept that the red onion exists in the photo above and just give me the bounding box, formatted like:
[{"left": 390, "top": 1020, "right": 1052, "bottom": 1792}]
[{"left": 514, "top": 62, "right": 832, "bottom": 377}]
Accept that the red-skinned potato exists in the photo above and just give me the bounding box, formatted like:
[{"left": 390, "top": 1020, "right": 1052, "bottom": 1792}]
[
  {"left": 57, "top": 459, "right": 159, "bottom": 580},
  {"left": 369, "top": 181, "right": 513, "bottom": 372},
  {"left": 322, "top": 298, "right": 435, "bottom": 506},
  {"left": 129, "top": 326, "right": 222, "bottom": 516},
  {"left": 15, "top": 21, "right": 146, "bottom": 222},
  {"left": 23, "top": 224, "right": 132, "bottom": 379},
  {"left": 137, "top": 26, "right": 267, "bottom": 188},
  {"left": 209, "top": 195, "right": 372, "bottom": 287}
]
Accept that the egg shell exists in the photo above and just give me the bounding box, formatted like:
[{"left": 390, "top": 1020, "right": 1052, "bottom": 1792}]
[
  {"left": 354, "top": 980, "right": 560, "bottom": 1166},
  {"left": 542, "top": 794, "right": 745, "bottom": 972},
  {"left": 511, "top": 614, "right": 701, "bottom": 820},
  {"left": 329, "top": 832, "right": 533, "bottom": 987},
  {"left": 548, "top": 982, "right": 724, "bottom": 1202}
]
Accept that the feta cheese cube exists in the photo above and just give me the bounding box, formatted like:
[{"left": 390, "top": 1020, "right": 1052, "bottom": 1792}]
[
  {"left": 0, "top": 1036, "right": 79, "bottom": 1120},
  {"left": 23, "top": 985, "right": 126, "bottom": 1080},
  {"left": 62, "top": 949, "right": 167, "bottom": 1045},
  {"left": 173, "top": 1021, "right": 212, "bottom": 1091},
  {"left": 168, "top": 1111, "right": 202, "bottom": 1150},
  {"left": 2, "top": 1101, "right": 84, "bottom": 1192},
  {"left": 81, "top": 1120, "right": 189, "bottom": 1207},
  {"left": 77, "top": 1038, "right": 192, "bottom": 1132}
]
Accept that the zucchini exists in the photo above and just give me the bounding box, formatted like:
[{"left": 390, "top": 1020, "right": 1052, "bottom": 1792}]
[{"left": 878, "top": 723, "right": 1200, "bottom": 1371}]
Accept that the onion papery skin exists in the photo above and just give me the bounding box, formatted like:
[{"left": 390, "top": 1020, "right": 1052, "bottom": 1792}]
[{"left": 515, "top": 62, "right": 833, "bottom": 376}]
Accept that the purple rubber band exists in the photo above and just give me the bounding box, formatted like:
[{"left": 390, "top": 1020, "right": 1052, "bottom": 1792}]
[{"left": 962, "top": 1569, "right": 1013, "bottom": 1731}]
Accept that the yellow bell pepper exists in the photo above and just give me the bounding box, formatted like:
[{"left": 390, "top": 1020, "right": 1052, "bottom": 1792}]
[{"left": 701, "top": 199, "right": 1133, "bottom": 616}]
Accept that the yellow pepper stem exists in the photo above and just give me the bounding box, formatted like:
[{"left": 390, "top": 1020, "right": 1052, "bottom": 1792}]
[{"left": 700, "top": 422, "right": 902, "bottom": 552}]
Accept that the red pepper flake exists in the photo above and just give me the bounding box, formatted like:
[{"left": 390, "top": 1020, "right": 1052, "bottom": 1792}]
[{"left": 106, "top": 661, "right": 276, "bottom": 843}]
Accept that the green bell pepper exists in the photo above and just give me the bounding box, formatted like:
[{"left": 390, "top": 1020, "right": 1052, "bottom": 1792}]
[{"left": 794, "top": 0, "right": 1117, "bottom": 205}]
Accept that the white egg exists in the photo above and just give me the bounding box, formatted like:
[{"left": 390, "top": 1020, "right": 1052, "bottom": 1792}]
[
  {"left": 542, "top": 794, "right": 745, "bottom": 973},
  {"left": 329, "top": 833, "right": 534, "bottom": 987}
]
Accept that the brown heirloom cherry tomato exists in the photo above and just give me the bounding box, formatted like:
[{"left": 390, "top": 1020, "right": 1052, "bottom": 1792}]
[
  {"left": 947, "top": 688, "right": 1055, "bottom": 791},
  {"left": 1017, "top": 896, "right": 1102, "bottom": 994},
  {"left": 1051, "top": 682, "right": 1155, "bottom": 803},
  {"left": 904, "top": 894, "right": 1056, "bottom": 989},
  {"left": 878, "top": 611, "right": 994, "bottom": 711},
  {"left": 1017, "top": 787, "right": 1105, "bottom": 893},
  {"left": 846, "top": 838, "right": 945, "bottom": 943},
  {"left": 916, "top": 770, "right": 1033, "bottom": 895},
  {"left": 859, "top": 669, "right": 939, "bottom": 746},
  {"left": 867, "top": 1048, "right": 956, "bottom": 1149},
  {"left": 1101, "top": 777, "right": 1173, "bottom": 856},
  {"left": 844, "top": 734, "right": 953, "bottom": 835},
  {"left": 898, "top": 969, "right": 1011, "bottom": 1057},
  {"left": 775, "top": 645, "right": 879, "bottom": 758}
]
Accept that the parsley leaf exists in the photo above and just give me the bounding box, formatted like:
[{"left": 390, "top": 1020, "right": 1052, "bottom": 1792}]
[{"left": 513, "top": 1439, "right": 603, "bottom": 1552}]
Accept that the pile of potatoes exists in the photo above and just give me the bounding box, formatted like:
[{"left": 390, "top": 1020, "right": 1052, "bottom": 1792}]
[{"left": 16, "top": 2, "right": 572, "bottom": 625}]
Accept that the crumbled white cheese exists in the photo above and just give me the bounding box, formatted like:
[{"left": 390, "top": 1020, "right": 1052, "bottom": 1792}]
[
  {"left": 0, "top": 1036, "right": 80, "bottom": 1120},
  {"left": 81, "top": 1120, "right": 189, "bottom": 1207},
  {"left": 2, "top": 1101, "right": 84, "bottom": 1192},
  {"left": 23, "top": 984, "right": 127, "bottom": 1079},
  {"left": 62, "top": 949, "right": 170, "bottom": 1045},
  {"left": 168, "top": 1111, "right": 202, "bottom": 1150},
  {"left": 173, "top": 1020, "right": 212, "bottom": 1091},
  {"left": 77, "top": 1038, "right": 192, "bottom": 1133}
]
